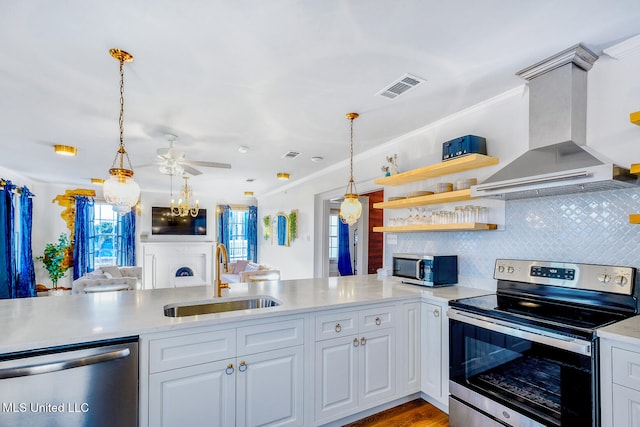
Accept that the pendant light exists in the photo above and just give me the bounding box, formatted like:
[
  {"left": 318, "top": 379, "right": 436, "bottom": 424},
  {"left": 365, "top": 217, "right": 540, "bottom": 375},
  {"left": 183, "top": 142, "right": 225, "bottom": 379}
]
[
  {"left": 102, "top": 48, "right": 140, "bottom": 214},
  {"left": 339, "top": 112, "right": 362, "bottom": 226},
  {"left": 170, "top": 175, "right": 200, "bottom": 217}
]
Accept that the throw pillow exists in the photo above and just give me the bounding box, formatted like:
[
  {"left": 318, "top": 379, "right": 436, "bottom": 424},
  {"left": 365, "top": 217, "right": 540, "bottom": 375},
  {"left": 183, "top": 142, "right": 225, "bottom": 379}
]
[
  {"left": 245, "top": 262, "right": 260, "bottom": 272},
  {"left": 101, "top": 266, "right": 123, "bottom": 278},
  {"left": 87, "top": 272, "right": 108, "bottom": 280},
  {"left": 232, "top": 260, "right": 249, "bottom": 274}
]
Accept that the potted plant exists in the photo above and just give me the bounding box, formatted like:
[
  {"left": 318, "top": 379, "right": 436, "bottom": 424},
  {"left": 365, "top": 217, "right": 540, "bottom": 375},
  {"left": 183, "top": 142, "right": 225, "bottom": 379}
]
[{"left": 37, "top": 233, "right": 71, "bottom": 296}]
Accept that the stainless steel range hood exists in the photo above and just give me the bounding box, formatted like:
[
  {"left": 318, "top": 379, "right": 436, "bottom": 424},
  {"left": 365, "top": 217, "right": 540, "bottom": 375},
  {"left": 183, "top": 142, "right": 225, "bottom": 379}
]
[{"left": 471, "top": 44, "right": 638, "bottom": 200}]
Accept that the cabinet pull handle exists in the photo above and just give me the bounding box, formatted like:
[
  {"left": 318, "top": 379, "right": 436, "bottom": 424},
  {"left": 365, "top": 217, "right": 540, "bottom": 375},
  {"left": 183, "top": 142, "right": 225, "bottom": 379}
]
[
  {"left": 239, "top": 361, "right": 247, "bottom": 372},
  {"left": 335, "top": 323, "right": 342, "bottom": 333},
  {"left": 360, "top": 337, "right": 367, "bottom": 346},
  {"left": 353, "top": 338, "right": 359, "bottom": 347},
  {"left": 433, "top": 309, "right": 440, "bottom": 317},
  {"left": 375, "top": 317, "right": 381, "bottom": 326},
  {"left": 225, "top": 364, "right": 234, "bottom": 375}
]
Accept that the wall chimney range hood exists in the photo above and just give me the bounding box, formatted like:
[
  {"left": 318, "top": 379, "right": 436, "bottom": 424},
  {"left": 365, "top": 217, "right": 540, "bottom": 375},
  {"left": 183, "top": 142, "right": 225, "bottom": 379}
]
[{"left": 471, "top": 44, "right": 639, "bottom": 200}]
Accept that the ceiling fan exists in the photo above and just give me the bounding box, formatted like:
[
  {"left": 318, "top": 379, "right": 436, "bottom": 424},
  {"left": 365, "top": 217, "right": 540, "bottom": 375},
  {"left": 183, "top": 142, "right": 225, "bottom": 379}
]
[{"left": 154, "top": 134, "right": 231, "bottom": 176}]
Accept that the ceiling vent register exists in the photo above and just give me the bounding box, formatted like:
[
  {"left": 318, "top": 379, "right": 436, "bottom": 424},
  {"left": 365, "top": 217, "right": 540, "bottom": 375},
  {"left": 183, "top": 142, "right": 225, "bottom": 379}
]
[
  {"left": 376, "top": 73, "right": 425, "bottom": 99},
  {"left": 281, "top": 151, "right": 301, "bottom": 160}
]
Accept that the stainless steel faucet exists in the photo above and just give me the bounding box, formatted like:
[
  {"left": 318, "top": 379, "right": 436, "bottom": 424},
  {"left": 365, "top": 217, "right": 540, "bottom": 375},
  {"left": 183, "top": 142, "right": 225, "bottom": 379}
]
[{"left": 215, "top": 243, "right": 230, "bottom": 297}]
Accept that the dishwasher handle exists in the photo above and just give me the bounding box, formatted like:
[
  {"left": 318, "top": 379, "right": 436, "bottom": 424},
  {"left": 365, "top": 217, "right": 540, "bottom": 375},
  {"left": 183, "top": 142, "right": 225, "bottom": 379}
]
[{"left": 0, "top": 347, "right": 131, "bottom": 379}]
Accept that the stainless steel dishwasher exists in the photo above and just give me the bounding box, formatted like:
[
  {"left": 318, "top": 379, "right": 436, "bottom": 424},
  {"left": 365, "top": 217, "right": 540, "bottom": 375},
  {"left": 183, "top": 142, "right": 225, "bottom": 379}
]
[{"left": 0, "top": 336, "right": 138, "bottom": 427}]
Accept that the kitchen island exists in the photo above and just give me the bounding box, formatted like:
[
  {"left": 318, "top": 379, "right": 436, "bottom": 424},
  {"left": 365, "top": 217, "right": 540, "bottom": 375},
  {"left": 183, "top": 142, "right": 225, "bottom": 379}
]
[{"left": 0, "top": 275, "right": 490, "bottom": 426}]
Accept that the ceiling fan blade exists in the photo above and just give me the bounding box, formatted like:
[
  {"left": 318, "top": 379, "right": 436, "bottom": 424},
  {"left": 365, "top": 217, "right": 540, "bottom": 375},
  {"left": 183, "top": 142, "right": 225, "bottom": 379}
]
[
  {"left": 186, "top": 160, "right": 232, "bottom": 169},
  {"left": 182, "top": 165, "right": 203, "bottom": 176}
]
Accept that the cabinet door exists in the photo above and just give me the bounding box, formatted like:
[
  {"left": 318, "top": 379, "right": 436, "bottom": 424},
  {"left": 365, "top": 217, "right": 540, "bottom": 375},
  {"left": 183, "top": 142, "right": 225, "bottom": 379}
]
[
  {"left": 149, "top": 359, "right": 235, "bottom": 427},
  {"left": 613, "top": 384, "right": 640, "bottom": 427},
  {"left": 399, "top": 301, "right": 421, "bottom": 394},
  {"left": 421, "top": 301, "right": 443, "bottom": 400},
  {"left": 315, "top": 334, "right": 358, "bottom": 421},
  {"left": 236, "top": 346, "right": 304, "bottom": 427},
  {"left": 359, "top": 328, "right": 396, "bottom": 408}
]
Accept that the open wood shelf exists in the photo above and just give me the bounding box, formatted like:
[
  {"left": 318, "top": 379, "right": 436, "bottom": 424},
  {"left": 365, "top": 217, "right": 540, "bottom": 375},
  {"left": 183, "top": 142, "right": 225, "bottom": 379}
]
[
  {"left": 630, "top": 214, "right": 640, "bottom": 224},
  {"left": 374, "top": 189, "right": 476, "bottom": 209},
  {"left": 373, "top": 154, "right": 499, "bottom": 186},
  {"left": 373, "top": 223, "right": 498, "bottom": 233}
]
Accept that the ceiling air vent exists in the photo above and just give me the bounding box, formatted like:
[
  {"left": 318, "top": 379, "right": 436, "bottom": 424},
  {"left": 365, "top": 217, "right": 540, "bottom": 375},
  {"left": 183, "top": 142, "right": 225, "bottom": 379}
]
[
  {"left": 376, "top": 73, "right": 425, "bottom": 100},
  {"left": 281, "top": 151, "right": 301, "bottom": 160}
]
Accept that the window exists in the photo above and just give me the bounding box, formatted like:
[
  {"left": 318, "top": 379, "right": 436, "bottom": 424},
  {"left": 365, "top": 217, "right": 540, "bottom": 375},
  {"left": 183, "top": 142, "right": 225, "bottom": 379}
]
[
  {"left": 228, "top": 209, "right": 248, "bottom": 262},
  {"left": 92, "top": 202, "right": 121, "bottom": 267},
  {"left": 329, "top": 213, "right": 339, "bottom": 260}
]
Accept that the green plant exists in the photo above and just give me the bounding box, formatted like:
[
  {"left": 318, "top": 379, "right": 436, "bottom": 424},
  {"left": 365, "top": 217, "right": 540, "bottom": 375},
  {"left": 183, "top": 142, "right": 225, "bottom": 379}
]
[
  {"left": 288, "top": 210, "right": 297, "bottom": 242},
  {"left": 263, "top": 216, "right": 271, "bottom": 240},
  {"left": 37, "top": 233, "right": 71, "bottom": 289}
]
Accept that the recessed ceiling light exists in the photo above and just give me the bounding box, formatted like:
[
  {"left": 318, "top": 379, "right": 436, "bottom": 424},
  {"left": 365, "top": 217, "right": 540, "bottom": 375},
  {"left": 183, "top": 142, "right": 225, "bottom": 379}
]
[
  {"left": 238, "top": 146, "right": 249, "bottom": 153},
  {"left": 54, "top": 144, "right": 77, "bottom": 156},
  {"left": 91, "top": 178, "right": 105, "bottom": 185},
  {"left": 277, "top": 172, "right": 290, "bottom": 180},
  {"left": 311, "top": 156, "right": 323, "bottom": 162},
  {"left": 244, "top": 191, "right": 254, "bottom": 197}
]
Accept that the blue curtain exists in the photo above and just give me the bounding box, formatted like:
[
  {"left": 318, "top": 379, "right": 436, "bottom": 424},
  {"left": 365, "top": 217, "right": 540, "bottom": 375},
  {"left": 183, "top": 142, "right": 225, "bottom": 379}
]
[
  {"left": 217, "top": 205, "right": 230, "bottom": 249},
  {"left": 0, "top": 179, "right": 16, "bottom": 298},
  {"left": 337, "top": 220, "right": 353, "bottom": 276},
  {"left": 277, "top": 216, "right": 286, "bottom": 245},
  {"left": 16, "top": 186, "right": 36, "bottom": 298},
  {"left": 118, "top": 209, "right": 136, "bottom": 266},
  {"left": 73, "top": 196, "right": 94, "bottom": 279},
  {"left": 247, "top": 206, "right": 257, "bottom": 262}
]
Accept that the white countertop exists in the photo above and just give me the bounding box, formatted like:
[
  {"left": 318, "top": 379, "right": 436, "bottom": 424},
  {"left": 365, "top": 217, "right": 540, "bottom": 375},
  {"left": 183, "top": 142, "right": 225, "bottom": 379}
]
[
  {"left": 0, "top": 275, "right": 491, "bottom": 354},
  {"left": 597, "top": 314, "right": 640, "bottom": 346}
]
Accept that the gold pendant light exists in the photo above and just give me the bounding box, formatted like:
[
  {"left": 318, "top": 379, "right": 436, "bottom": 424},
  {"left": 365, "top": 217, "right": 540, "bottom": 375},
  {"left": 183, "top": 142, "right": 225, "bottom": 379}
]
[
  {"left": 339, "top": 112, "right": 362, "bottom": 226},
  {"left": 102, "top": 48, "right": 140, "bottom": 214}
]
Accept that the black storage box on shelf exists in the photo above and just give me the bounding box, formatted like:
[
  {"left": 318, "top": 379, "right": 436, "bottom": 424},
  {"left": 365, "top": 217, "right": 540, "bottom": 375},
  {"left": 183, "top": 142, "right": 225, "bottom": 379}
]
[{"left": 442, "top": 135, "right": 487, "bottom": 161}]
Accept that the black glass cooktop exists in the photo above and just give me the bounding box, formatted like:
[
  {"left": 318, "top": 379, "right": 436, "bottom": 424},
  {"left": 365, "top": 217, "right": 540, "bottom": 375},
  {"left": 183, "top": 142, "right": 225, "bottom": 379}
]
[{"left": 449, "top": 293, "right": 631, "bottom": 340}]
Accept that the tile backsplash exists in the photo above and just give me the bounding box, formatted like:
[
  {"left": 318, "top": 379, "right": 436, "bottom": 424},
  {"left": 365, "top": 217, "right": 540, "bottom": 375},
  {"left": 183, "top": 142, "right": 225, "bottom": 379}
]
[{"left": 386, "top": 187, "right": 640, "bottom": 282}]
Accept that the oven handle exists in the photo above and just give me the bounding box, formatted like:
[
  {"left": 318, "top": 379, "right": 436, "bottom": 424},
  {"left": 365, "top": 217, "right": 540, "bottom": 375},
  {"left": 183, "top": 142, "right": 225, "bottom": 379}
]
[{"left": 447, "top": 309, "right": 592, "bottom": 356}]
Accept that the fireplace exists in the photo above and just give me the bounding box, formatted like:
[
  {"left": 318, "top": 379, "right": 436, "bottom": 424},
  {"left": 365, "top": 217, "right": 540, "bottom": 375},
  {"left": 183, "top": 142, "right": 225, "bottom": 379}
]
[{"left": 141, "top": 242, "right": 214, "bottom": 289}]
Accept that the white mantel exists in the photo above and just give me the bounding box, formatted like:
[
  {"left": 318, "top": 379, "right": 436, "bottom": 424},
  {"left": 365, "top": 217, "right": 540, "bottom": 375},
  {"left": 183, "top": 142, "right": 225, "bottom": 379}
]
[{"left": 141, "top": 241, "right": 214, "bottom": 289}]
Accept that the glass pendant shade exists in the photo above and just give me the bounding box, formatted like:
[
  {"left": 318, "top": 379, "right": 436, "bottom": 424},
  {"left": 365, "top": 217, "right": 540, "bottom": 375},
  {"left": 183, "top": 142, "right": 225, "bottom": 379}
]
[
  {"left": 340, "top": 193, "right": 362, "bottom": 226},
  {"left": 103, "top": 169, "right": 141, "bottom": 214}
]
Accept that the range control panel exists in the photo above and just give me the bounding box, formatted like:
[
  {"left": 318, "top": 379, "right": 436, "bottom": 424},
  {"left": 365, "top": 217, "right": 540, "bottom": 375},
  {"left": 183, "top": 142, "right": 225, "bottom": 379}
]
[{"left": 494, "top": 259, "right": 635, "bottom": 295}]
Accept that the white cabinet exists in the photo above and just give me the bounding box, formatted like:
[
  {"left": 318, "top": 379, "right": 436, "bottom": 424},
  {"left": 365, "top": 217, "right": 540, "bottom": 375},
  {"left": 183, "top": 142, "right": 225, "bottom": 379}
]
[
  {"left": 421, "top": 299, "right": 448, "bottom": 405},
  {"left": 601, "top": 338, "right": 640, "bottom": 427},
  {"left": 399, "top": 301, "right": 421, "bottom": 394},
  {"left": 144, "top": 318, "right": 304, "bottom": 427},
  {"left": 313, "top": 305, "right": 396, "bottom": 423}
]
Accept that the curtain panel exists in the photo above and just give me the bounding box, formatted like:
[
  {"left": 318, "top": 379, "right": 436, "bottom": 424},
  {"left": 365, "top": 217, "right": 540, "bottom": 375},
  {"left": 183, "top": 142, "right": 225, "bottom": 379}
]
[
  {"left": 247, "top": 206, "right": 258, "bottom": 262},
  {"left": 217, "top": 205, "right": 230, "bottom": 249},
  {"left": 337, "top": 220, "right": 353, "bottom": 276},
  {"left": 16, "top": 186, "right": 36, "bottom": 297},
  {"left": 73, "top": 196, "right": 94, "bottom": 279},
  {"left": 118, "top": 209, "right": 136, "bottom": 266}
]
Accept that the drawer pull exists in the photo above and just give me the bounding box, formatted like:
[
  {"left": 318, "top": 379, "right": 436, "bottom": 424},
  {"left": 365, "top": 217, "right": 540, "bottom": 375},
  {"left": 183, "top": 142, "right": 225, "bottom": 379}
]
[
  {"left": 375, "top": 317, "right": 381, "bottom": 326},
  {"left": 433, "top": 309, "right": 440, "bottom": 317},
  {"left": 360, "top": 337, "right": 367, "bottom": 346},
  {"left": 225, "top": 364, "right": 234, "bottom": 375},
  {"left": 335, "top": 323, "right": 342, "bottom": 333},
  {"left": 239, "top": 361, "right": 247, "bottom": 372},
  {"left": 353, "top": 338, "right": 359, "bottom": 347}
]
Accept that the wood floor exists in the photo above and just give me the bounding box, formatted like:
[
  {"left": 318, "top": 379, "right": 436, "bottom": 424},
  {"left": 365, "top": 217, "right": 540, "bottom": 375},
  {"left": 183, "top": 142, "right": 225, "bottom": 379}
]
[{"left": 342, "top": 399, "right": 449, "bottom": 427}]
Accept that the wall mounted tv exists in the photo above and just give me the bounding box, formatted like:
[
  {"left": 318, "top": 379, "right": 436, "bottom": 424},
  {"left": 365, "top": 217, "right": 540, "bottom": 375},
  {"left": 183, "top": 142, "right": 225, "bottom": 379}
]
[{"left": 151, "top": 207, "right": 207, "bottom": 235}]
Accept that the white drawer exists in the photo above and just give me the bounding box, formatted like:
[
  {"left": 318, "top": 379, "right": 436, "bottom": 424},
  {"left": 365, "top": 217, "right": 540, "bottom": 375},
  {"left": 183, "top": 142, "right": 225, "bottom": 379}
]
[
  {"left": 613, "top": 347, "right": 640, "bottom": 390},
  {"left": 237, "top": 318, "right": 304, "bottom": 356},
  {"left": 149, "top": 328, "right": 236, "bottom": 373},
  {"left": 359, "top": 305, "right": 396, "bottom": 333},
  {"left": 315, "top": 310, "right": 358, "bottom": 341}
]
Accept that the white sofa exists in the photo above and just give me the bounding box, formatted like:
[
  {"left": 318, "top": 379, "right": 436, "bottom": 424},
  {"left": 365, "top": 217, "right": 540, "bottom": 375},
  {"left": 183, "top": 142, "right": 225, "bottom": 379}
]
[
  {"left": 220, "top": 261, "right": 280, "bottom": 284},
  {"left": 72, "top": 266, "right": 142, "bottom": 294}
]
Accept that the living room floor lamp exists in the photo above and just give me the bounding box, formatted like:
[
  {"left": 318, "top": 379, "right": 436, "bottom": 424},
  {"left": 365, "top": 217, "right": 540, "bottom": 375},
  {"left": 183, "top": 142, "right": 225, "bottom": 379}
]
[
  {"left": 339, "top": 112, "right": 362, "bottom": 226},
  {"left": 102, "top": 48, "right": 140, "bottom": 214}
]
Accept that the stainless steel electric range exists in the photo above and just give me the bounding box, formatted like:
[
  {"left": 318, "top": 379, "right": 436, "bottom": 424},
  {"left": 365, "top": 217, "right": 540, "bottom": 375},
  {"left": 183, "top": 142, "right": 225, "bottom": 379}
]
[{"left": 448, "top": 259, "right": 639, "bottom": 427}]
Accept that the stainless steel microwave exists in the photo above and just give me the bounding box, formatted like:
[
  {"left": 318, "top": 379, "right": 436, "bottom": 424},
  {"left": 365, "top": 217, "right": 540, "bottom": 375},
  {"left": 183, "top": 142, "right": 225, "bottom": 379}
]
[{"left": 392, "top": 253, "right": 458, "bottom": 287}]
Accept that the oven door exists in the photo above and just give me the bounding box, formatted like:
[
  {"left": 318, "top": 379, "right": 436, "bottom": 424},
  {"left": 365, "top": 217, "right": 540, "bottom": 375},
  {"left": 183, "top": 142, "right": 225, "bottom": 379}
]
[{"left": 448, "top": 310, "right": 597, "bottom": 427}]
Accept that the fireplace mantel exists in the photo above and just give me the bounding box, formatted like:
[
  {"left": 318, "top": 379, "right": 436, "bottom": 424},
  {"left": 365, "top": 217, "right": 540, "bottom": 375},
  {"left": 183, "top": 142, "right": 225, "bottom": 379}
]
[{"left": 141, "top": 242, "right": 214, "bottom": 289}]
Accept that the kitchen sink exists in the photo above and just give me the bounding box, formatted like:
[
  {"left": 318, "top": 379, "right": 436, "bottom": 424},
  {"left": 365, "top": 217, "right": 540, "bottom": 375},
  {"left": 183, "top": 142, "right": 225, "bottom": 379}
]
[{"left": 163, "top": 296, "right": 281, "bottom": 317}]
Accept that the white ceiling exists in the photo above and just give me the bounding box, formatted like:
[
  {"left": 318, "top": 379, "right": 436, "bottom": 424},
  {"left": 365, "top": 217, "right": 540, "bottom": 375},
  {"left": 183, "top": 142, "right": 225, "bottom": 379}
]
[{"left": 1, "top": 1, "right": 639, "bottom": 201}]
